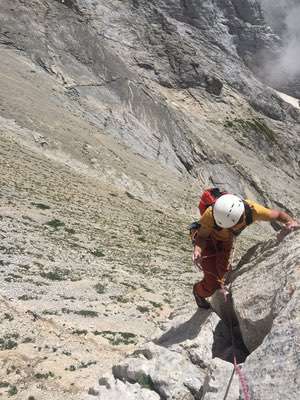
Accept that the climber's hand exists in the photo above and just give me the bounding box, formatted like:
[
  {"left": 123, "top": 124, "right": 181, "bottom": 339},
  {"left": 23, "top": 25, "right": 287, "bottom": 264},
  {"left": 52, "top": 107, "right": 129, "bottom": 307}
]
[
  {"left": 277, "top": 220, "right": 299, "bottom": 241},
  {"left": 285, "top": 220, "right": 300, "bottom": 231},
  {"left": 193, "top": 245, "right": 202, "bottom": 267}
]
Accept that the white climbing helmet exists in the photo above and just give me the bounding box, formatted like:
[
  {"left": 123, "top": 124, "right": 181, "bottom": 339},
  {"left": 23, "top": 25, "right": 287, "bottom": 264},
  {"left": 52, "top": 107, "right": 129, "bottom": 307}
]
[{"left": 213, "top": 194, "right": 245, "bottom": 228}]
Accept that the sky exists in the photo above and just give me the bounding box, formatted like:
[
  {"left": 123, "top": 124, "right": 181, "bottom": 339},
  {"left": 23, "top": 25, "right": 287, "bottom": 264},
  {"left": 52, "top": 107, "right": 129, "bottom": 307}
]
[{"left": 259, "top": 0, "right": 300, "bottom": 85}]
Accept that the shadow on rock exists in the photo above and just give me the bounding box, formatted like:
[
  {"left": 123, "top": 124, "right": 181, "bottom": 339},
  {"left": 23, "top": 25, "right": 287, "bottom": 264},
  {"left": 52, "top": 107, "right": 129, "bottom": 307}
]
[
  {"left": 154, "top": 308, "right": 211, "bottom": 347},
  {"left": 212, "top": 319, "right": 249, "bottom": 364}
]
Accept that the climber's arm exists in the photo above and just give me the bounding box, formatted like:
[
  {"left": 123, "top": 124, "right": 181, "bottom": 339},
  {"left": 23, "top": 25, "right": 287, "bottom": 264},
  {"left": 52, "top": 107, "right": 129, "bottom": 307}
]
[{"left": 269, "top": 210, "right": 299, "bottom": 230}]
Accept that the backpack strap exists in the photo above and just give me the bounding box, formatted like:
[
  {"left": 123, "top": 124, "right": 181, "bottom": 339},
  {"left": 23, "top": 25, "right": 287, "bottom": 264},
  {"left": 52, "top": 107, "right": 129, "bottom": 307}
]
[
  {"left": 244, "top": 201, "right": 253, "bottom": 226},
  {"left": 188, "top": 221, "right": 203, "bottom": 246},
  {"left": 210, "top": 187, "right": 223, "bottom": 198}
]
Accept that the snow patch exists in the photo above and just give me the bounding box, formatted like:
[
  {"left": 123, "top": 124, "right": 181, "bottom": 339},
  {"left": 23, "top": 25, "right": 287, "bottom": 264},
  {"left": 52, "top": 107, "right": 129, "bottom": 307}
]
[{"left": 275, "top": 90, "right": 300, "bottom": 109}]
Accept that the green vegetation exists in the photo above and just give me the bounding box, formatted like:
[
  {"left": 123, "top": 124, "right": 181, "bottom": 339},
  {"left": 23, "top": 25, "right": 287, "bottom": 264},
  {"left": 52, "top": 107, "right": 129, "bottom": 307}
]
[
  {"left": 75, "top": 309, "right": 98, "bottom": 318},
  {"left": 224, "top": 117, "right": 277, "bottom": 142},
  {"left": 137, "top": 305, "right": 149, "bottom": 313},
  {"left": 34, "top": 371, "right": 55, "bottom": 379},
  {"left": 140, "top": 284, "right": 154, "bottom": 293},
  {"left": 3, "top": 313, "right": 14, "bottom": 321},
  {"left": 60, "top": 295, "right": 76, "bottom": 300},
  {"left": 65, "top": 365, "right": 76, "bottom": 372},
  {"left": 72, "top": 329, "right": 88, "bottom": 335},
  {"left": 137, "top": 374, "right": 155, "bottom": 390},
  {"left": 78, "top": 360, "right": 97, "bottom": 369},
  {"left": 90, "top": 249, "right": 105, "bottom": 257},
  {"left": 65, "top": 360, "right": 96, "bottom": 371},
  {"left": 45, "top": 219, "right": 65, "bottom": 229},
  {"left": 94, "top": 283, "right": 106, "bottom": 294},
  {"left": 149, "top": 301, "right": 162, "bottom": 309},
  {"left": 115, "top": 295, "right": 129, "bottom": 303},
  {"left": 0, "top": 339, "right": 18, "bottom": 350},
  {"left": 93, "top": 330, "right": 137, "bottom": 345},
  {"left": 5, "top": 273, "right": 22, "bottom": 282},
  {"left": 40, "top": 268, "right": 70, "bottom": 281},
  {"left": 18, "top": 264, "right": 30, "bottom": 270},
  {"left": 0, "top": 334, "right": 19, "bottom": 350},
  {"left": 31, "top": 202, "right": 51, "bottom": 210},
  {"left": 8, "top": 385, "right": 18, "bottom": 396},
  {"left": 224, "top": 120, "right": 234, "bottom": 128},
  {"left": 133, "top": 225, "right": 143, "bottom": 235},
  {"left": 61, "top": 308, "right": 72, "bottom": 314},
  {"left": 65, "top": 227, "right": 76, "bottom": 234},
  {"left": 18, "top": 294, "right": 37, "bottom": 301},
  {"left": 22, "top": 337, "right": 34, "bottom": 344},
  {"left": 42, "top": 310, "right": 59, "bottom": 315},
  {"left": 62, "top": 308, "right": 98, "bottom": 317}
]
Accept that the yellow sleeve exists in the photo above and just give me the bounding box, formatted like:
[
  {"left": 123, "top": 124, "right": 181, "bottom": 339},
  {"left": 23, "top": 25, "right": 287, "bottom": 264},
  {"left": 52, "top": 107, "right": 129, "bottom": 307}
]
[
  {"left": 245, "top": 199, "right": 273, "bottom": 222},
  {"left": 197, "top": 207, "right": 214, "bottom": 237}
]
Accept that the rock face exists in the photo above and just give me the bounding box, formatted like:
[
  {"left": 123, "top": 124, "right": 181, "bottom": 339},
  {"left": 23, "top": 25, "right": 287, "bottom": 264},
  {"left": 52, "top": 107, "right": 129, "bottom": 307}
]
[
  {"left": 233, "top": 230, "right": 300, "bottom": 399},
  {"left": 88, "top": 230, "right": 300, "bottom": 400},
  {"left": 0, "top": 0, "right": 299, "bottom": 191},
  {"left": 0, "top": 0, "right": 299, "bottom": 221},
  {"left": 232, "top": 230, "right": 300, "bottom": 352}
]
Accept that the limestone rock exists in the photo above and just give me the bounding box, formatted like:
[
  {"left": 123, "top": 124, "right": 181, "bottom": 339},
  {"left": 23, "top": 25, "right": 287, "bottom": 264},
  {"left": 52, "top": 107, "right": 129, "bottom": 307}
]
[
  {"left": 88, "top": 374, "right": 160, "bottom": 400},
  {"left": 202, "top": 358, "right": 239, "bottom": 400},
  {"left": 1, "top": 0, "right": 300, "bottom": 210},
  {"left": 232, "top": 230, "right": 300, "bottom": 352},
  {"left": 113, "top": 342, "right": 205, "bottom": 400},
  {"left": 230, "top": 230, "right": 300, "bottom": 399},
  {"left": 94, "top": 308, "right": 240, "bottom": 399},
  {"left": 244, "top": 289, "right": 300, "bottom": 400}
]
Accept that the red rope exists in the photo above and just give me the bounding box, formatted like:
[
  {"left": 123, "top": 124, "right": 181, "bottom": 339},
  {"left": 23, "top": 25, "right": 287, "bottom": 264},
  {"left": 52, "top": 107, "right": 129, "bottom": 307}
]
[{"left": 234, "top": 356, "right": 251, "bottom": 400}]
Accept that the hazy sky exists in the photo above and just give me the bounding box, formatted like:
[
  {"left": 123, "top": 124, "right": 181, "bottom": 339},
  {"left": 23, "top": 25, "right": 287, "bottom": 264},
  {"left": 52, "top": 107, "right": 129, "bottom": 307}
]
[{"left": 259, "top": 0, "right": 300, "bottom": 83}]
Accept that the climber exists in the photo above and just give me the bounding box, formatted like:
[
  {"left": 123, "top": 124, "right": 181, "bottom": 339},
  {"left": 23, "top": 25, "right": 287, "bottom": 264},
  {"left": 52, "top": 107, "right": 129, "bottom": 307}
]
[{"left": 190, "top": 191, "right": 299, "bottom": 309}]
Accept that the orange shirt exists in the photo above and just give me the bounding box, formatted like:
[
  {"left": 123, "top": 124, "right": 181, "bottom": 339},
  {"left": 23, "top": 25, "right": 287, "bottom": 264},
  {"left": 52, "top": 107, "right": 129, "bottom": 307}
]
[{"left": 197, "top": 199, "right": 273, "bottom": 242}]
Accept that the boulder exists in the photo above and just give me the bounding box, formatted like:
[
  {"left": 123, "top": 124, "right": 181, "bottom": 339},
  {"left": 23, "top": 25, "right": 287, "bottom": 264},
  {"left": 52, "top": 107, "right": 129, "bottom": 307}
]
[
  {"left": 87, "top": 374, "right": 160, "bottom": 400},
  {"left": 202, "top": 358, "right": 239, "bottom": 400},
  {"left": 92, "top": 307, "right": 240, "bottom": 399},
  {"left": 113, "top": 342, "right": 205, "bottom": 400}
]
